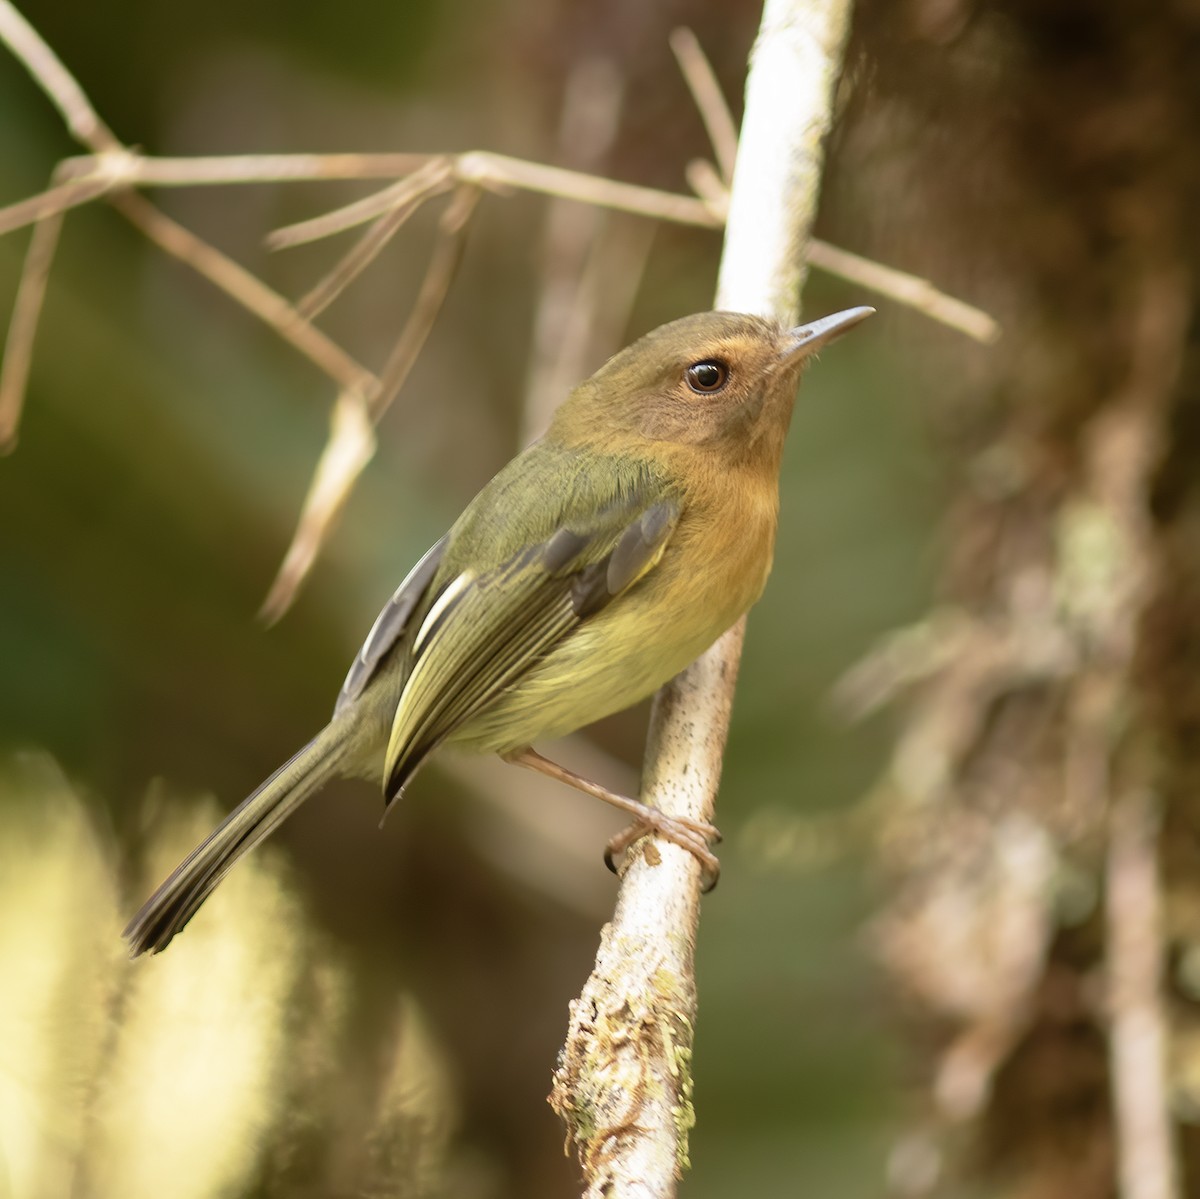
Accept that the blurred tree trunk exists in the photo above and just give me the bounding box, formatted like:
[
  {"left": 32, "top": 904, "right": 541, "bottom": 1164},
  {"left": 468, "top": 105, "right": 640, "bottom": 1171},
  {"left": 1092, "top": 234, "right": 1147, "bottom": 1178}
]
[{"left": 836, "top": 1, "right": 1200, "bottom": 1195}]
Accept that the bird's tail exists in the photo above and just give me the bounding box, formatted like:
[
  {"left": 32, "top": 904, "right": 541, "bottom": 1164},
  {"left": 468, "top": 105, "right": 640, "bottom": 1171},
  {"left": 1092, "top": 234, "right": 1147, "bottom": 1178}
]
[{"left": 124, "top": 719, "right": 352, "bottom": 956}]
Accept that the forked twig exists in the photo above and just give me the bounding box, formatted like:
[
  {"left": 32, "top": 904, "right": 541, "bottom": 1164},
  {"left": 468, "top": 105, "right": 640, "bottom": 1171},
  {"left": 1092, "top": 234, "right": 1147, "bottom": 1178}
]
[
  {"left": 296, "top": 190, "right": 430, "bottom": 320},
  {"left": 260, "top": 184, "right": 481, "bottom": 621},
  {"left": 267, "top": 159, "right": 455, "bottom": 251},
  {"left": 370, "top": 184, "right": 480, "bottom": 421},
  {"left": 0, "top": 0, "right": 1000, "bottom": 615}
]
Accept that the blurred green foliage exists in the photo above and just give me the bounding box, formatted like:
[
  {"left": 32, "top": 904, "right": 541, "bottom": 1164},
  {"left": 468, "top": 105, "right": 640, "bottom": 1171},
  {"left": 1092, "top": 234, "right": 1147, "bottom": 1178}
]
[{"left": 0, "top": 1, "right": 942, "bottom": 1194}]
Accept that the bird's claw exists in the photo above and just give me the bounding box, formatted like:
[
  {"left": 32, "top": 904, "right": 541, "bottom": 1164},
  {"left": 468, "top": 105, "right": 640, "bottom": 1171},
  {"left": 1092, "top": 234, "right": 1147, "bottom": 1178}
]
[{"left": 604, "top": 811, "right": 721, "bottom": 892}]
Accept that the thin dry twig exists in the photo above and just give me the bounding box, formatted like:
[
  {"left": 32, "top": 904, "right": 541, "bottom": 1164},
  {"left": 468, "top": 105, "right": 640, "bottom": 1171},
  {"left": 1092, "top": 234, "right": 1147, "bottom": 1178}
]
[
  {"left": 258, "top": 389, "right": 376, "bottom": 625},
  {"left": 1, "top": 141, "right": 1002, "bottom": 348},
  {"left": 0, "top": 0, "right": 118, "bottom": 149},
  {"left": 112, "top": 192, "right": 375, "bottom": 396},
  {"left": 371, "top": 184, "right": 480, "bottom": 419},
  {"left": 1106, "top": 790, "right": 1179, "bottom": 1199},
  {"left": 0, "top": 0, "right": 377, "bottom": 449},
  {"left": 296, "top": 189, "right": 429, "bottom": 320},
  {"left": 0, "top": 209, "right": 63, "bottom": 452},
  {"left": 260, "top": 150, "right": 721, "bottom": 253},
  {"left": 807, "top": 239, "right": 1000, "bottom": 343},
  {"left": 684, "top": 158, "right": 729, "bottom": 218},
  {"left": 0, "top": 173, "right": 114, "bottom": 238},
  {"left": 669, "top": 27, "right": 740, "bottom": 183},
  {"left": 58, "top": 151, "right": 433, "bottom": 186},
  {"left": 260, "top": 184, "right": 481, "bottom": 621},
  {"left": 266, "top": 159, "right": 455, "bottom": 251}
]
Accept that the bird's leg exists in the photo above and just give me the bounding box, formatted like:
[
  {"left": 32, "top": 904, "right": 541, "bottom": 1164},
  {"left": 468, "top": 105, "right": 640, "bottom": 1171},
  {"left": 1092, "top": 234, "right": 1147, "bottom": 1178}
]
[{"left": 501, "top": 745, "right": 721, "bottom": 890}]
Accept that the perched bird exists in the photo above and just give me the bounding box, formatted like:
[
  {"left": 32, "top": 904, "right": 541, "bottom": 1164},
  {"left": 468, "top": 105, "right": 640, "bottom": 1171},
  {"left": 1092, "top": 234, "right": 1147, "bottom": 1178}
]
[{"left": 124, "top": 306, "right": 872, "bottom": 955}]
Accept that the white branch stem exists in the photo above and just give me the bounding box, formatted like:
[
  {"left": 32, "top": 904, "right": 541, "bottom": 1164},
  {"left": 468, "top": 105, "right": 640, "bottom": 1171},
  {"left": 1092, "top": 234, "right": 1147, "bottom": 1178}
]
[
  {"left": 550, "top": 2, "right": 858, "bottom": 1195},
  {"left": 1107, "top": 790, "right": 1179, "bottom": 1199}
]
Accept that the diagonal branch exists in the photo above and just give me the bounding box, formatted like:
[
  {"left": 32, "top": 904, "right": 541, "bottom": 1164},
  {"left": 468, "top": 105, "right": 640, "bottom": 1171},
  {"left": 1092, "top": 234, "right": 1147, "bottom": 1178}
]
[
  {"left": 0, "top": 207, "right": 63, "bottom": 452},
  {"left": 259, "top": 184, "right": 481, "bottom": 622},
  {"left": 112, "top": 191, "right": 375, "bottom": 395},
  {"left": 0, "top": 0, "right": 118, "bottom": 148},
  {"left": 669, "top": 27, "right": 739, "bottom": 184}
]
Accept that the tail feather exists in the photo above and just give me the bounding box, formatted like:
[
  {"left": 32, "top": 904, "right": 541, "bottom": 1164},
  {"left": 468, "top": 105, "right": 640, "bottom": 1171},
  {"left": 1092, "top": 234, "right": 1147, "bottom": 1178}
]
[{"left": 124, "top": 723, "right": 349, "bottom": 956}]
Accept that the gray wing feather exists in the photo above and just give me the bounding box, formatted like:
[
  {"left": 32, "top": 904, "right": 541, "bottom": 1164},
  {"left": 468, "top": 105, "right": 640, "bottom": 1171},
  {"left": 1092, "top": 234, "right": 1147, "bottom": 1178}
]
[
  {"left": 334, "top": 535, "right": 448, "bottom": 714},
  {"left": 384, "top": 497, "right": 679, "bottom": 796},
  {"left": 571, "top": 500, "right": 678, "bottom": 618}
]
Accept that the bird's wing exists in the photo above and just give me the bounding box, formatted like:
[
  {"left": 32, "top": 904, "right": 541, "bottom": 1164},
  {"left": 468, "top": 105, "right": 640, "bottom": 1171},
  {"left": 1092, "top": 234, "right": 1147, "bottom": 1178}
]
[
  {"left": 384, "top": 489, "right": 680, "bottom": 798},
  {"left": 334, "top": 535, "right": 448, "bottom": 715}
]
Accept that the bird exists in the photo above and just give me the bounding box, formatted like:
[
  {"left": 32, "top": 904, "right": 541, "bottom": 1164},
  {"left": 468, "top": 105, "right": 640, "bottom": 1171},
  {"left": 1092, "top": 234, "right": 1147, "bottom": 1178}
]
[{"left": 124, "top": 305, "right": 873, "bottom": 955}]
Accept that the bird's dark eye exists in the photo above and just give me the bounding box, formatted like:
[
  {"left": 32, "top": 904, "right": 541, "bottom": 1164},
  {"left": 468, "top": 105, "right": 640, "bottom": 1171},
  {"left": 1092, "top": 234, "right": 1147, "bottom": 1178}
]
[{"left": 685, "top": 360, "right": 729, "bottom": 394}]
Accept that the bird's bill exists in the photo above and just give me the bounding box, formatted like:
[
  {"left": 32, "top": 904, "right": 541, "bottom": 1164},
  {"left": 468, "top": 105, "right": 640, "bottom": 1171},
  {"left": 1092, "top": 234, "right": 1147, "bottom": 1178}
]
[{"left": 782, "top": 306, "right": 875, "bottom": 362}]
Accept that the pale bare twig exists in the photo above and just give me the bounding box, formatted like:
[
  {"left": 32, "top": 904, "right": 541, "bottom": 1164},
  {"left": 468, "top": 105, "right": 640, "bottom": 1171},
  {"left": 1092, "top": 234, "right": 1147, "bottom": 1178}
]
[
  {"left": 0, "top": 0, "right": 376, "bottom": 449},
  {"left": 1106, "top": 790, "right": 1179, "bottom": 1199},
  {"left": 296, "top": 190, "right": 429, "bottom": 320},
  {"left": 2, "top": 143, "right": 1002, "bottom": 347},
  {"left": 458, "top": 150, "right": 720, "bottom": 226},
  {"left": 58, "top": 151, "right": 433, "bottom": 186},
  {"left": 0, "top": 209, "right": 63, "bottom": 452},
  {"left": 669, "top": 27, "right": 740, "bottom": 183},
  {"left": 260, "top": 185, "right": 480, "bottom": 621},
  {"left": 683, "top": 158, "right": 729, "bottom": 218},
  {"left": 0, "top": 0, "right": 118, "bottom": 149},
  {"left": 549, "top": 0, "right": 859, "bottom": 1193},
  {"left": 260, "top": 150, "right": 720, "bottom": 254},
  {"left": 266, "top": 159, "right": 455, "bottom": 251},
  {"left": 0, "top": 173, "right": 113, "bottom": 238},
  {"left": 371, "top": 184, "right": 479, "bottom": 420},
  {"left": 258, "top": 390, "right": 376, "bottom": 625},
  {"left": 807, "top": 239, "right": 1000, "bottom": 343},
  {"left": 111, "top": 192, "right": 375, "bottom": 396},
  {"left": 667, "top": 24, "right": 1000, "bottom": 343}
]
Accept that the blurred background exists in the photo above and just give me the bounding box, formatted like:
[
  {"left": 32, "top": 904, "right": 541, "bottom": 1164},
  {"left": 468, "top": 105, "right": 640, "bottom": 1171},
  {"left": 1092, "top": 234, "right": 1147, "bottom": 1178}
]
[{"left": 3, "top": 0, "right": 1197, "bottom": 1196}]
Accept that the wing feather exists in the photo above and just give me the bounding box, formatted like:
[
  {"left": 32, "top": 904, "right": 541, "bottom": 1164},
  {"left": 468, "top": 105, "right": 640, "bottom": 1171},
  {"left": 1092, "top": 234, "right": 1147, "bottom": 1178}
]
[
  {"left": 335, "top": 535, "right": 447, "bottom": 715},
  {"left": 384, "top": 495, "right": 679, "bottom": 797}
]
